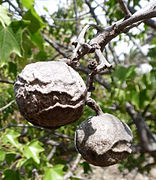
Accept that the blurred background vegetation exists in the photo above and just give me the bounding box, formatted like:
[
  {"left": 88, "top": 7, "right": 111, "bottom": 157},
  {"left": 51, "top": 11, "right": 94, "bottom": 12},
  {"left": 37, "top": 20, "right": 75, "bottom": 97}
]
[{"left": 0, "top": 0, "right": 156, "bottom": 179}]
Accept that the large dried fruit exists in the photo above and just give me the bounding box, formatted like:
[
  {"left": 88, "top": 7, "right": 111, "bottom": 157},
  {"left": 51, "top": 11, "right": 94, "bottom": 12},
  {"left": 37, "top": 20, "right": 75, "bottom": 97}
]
[
  {"left": 14, "top": 61, "right": 86, "bottom": 128},
  {"left": 75, "top": 113, "right": 133, "bottom": 167}
]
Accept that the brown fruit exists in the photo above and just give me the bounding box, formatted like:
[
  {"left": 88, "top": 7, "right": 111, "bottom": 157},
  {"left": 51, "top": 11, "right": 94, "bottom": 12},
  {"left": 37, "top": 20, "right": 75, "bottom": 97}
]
[
  {"left": 75, "top": 113, "right": 133, "bottom": 167},
  {"left": 14, "top": 61, "right": 86, "bottom": 128}
]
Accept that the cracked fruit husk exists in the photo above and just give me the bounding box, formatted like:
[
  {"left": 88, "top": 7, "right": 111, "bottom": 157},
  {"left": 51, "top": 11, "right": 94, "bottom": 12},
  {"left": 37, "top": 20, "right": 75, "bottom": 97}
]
[
  {"left": 14, "top": 61, "right": 87, "bottom": 128},
  {"left": 75, "top": 113, "right": 133, "bottom": 166}
]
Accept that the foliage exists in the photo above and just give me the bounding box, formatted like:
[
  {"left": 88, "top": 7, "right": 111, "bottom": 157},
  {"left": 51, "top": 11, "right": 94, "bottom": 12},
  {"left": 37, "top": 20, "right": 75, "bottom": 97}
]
[{"left": 0, "top": 0, "right": 156, "bottom": 179}]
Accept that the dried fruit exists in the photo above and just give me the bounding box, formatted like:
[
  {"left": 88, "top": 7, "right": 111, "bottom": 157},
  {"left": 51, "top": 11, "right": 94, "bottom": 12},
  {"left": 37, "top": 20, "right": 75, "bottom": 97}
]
[
  {"left": 75, "top": 113, "right": 133, "bottom": 166},
  {"left": 14, "top": 61, "right": 86, "bottom": 128}
]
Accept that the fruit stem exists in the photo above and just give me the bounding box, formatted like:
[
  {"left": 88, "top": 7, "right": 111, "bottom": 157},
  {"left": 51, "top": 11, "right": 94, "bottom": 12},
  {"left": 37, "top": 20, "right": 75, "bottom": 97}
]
[{"left": 86, "top": 95, "right": 103, "bottom": 116}]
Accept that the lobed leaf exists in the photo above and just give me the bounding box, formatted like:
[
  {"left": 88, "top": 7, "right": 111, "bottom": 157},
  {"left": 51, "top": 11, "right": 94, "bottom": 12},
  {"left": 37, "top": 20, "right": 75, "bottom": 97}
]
[
  {"left": 24, "top": 140, "right": 44, "bottom": 164},
  {"left": 44, "top": 165, "right": 64, "bottom": 180},
  {"left": 0, "top": 5, "right": 11, "bottom": 27},
  {"left": 0, "top": 26, "right": 21, "bottom": 61}
]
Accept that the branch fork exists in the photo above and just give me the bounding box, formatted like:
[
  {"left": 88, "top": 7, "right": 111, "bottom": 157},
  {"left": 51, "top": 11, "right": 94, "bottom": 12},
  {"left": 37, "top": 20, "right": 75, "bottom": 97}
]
[{"left": 70, "top": 24, "right": 113, "bottom": 114}]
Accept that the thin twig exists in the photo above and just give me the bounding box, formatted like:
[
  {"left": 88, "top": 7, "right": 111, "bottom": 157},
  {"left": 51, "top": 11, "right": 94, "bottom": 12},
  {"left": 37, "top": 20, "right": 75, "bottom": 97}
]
[
  {"left": 128, "top": 33, "right": 146, "bottom": 57},
  {"left": 108, "top": 43, "right": 119, "bottom": 65},
  {"left": 7, "top": 0, "right": 23, "bottom": 16},
  {"left": 63, "top": 154, "right": 81, "bottom": 180},
  {"left": 76, "top": 64, "right": 110, "bottom": 90},
  {"left": 0, "top": 100, "right": 15, "bottom": 112},
  {"left": 0, "top": 79, "right": 15, "bottom": 85},
  {"left": 46, "top": 140, "right": 60, "bottom": 146},
  {"left": 0, "top": 123, "right": 51, "bottom": 132},
  {"left": 47, "top": 146, "right": 57, "bottom": 161},
  {"left": 123, "top": 21, "right": 143, "bottom": 33},
  {"left": 86, "top": 95, "right": 103, "bottom": 115},
  {"left": 54, "top": 132, "right": 73, "bottom": 140},
  {"left": 32, "top": 168, "right": 40, "bottom": 180},
  {"left": 42, "top": 34, "right": 69, "bottom": 58},
  {"left": 142, "top": 92, "right": 156, "bottom": 117},
  {"left": 71, "top": 176, "right": 88, "bottom": 180},
  {"left": 52, "top": 12, "right": 90, "bottom": 21},
  {"left": 85, "top": 0, "right": 101, "bottom": 25},
  {"left": 73, "top": 0, "right": 79, "bottom": 36},
  {"left": 0, "top": 124, "right": 73, "bottom": 141},
  {"left": 71, "top": 24, "right": 103, "bottom": 64},
  {"left": 118, "top": 0, "right": 132, "bottom": 18},
  {"left": 126, "top": 102, "right": 156, "bottom": 154},
  {"left": 95, "top": 49, "right": 112, "bottom": 71}
]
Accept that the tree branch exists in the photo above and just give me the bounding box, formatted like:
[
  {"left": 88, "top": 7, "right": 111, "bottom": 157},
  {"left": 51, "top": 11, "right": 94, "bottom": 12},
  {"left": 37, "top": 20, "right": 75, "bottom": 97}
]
[
  {"left": 73, "top": 0, "right": 79, "bottom": 36},
  {"left": 108, "top": 42, "right": 119, "bottom": 65},
  {"left": 71, "top": 0, "right": 156, "bottom": 69},
  {"left": 77, "top": 64, "right": 111, "bottom": 90},
  {"left": 0, "top": 79, "right": 15, "bottom": 85},
  {"left": 90, "top": 1, "right": 156, "bottom": 48},
  {"left": 42, "top": 34, "right": 69, "bottom": 58},
  {"left": 142, "top": 92, "right": 156, "bottom": 117},
  {"left": 118, "top": 0, "right": 132, "bottom": 18},
  {"left": 0, "top": 100, "right": 15, "bottom": 112},
  {"left": 7, "top": 0, "right": 23, "bottom": 16},
  {"left": 85, "top": 0, "right": 101, "bottom": 25},
  {"left": 128, "top": 33, "right": 147, "bottom": 57},
  {"left": 0, "top": 123, "right": 73, "bottom": 142},
  {"left": 32, "top": 168, "right": 40, "bottom": 180},
  {"left": 129, "top": 5, "right": 156, "bottom": 29},
  {"left": 86, "top": 95, "right": 103, "bottom": 115},
  {"left": 126, "top": 102, "right": 156, "bottom": 155},
  {"left": 63, "top": 154, "right": 81, "bottom": 180},
  {"left": 47, "top": 146, "right": 57, "bottom": 161},
  {"left": 0, "top": 123, "right": 47, "bottom": 132}
]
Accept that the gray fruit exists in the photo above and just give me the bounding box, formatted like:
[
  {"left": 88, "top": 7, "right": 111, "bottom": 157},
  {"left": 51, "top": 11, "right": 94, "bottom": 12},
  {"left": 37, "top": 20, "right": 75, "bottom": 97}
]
[
  {"left": 75, "top": 113, "right": 133, "bottom": 166},
  {"left": 14, "top": 61, "right": 86, "bottom": 128}
]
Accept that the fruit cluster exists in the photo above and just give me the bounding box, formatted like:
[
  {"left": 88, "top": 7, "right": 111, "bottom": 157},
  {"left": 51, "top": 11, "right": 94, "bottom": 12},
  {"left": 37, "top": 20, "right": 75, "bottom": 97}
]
[{"left": 14, "top": 61, "right": 133, "bottom": 166}]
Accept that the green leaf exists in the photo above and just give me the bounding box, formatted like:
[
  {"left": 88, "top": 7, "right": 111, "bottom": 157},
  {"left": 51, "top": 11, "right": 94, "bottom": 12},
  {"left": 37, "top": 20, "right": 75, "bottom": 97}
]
[
  {"left": 43, "top": 6, "right": 48, "bottom": 12},
  {"left": 126, "top": 66, "right": 136, "bottom": 79},
  {"left": 0, "top": 5, "right": 11, "bottom": 27},
  {"left": 112, "top": 66, "right": 136, "bottom": 84},
  {"left": 21, "top": 32, "right": 34, "bottom": 58},
  {"left": 139, "top": 89, "right": 148, "bottom": 108},
  {"left": 133, "top": 0, "right": 140, "bottom": 6},
  {"left": 21, "top": 0, "right": 34, "bottom": 9},
  {"left": 112, "top": 66, "right": 128, "bottom": 83},
  {"left": 16, "top": 158, "right": 28, "bottom": 168},
  {"left": 80, "top": 161, "right": 92, "bottom": 174},
  {"left": 30, "top": 29, "right": 44, "bottom": 49},
  {"left": 3, "top": 169, "right": 20, "bottom": 180},
  {"left": 131, "top": 90, "right": 140, "bottom": 109},
  {"left": 9, "top": 20, "right": 30, "bottom": 57},
  {"left": 0, "top": 26, "right": 21, "bottom": 61},
  {"left": 2, "top": 129, "right": 22, "bottom": 150},
  {"left": 5, "top": 153, "right": 16, "bottom": 165},
  {"left": 44, "top": 165, "right": 64, "bottom": 180},
  {"left": 34, "top": 50, "right": 48, "bottom": 61},
  {"left": 10, "top": 19, "right": 30, "bottom": 33},
  {"left": 24, "top": 140, "right": 44, "bottom": 164},
  {"left": 8, "top": 61, "right": 17, "bottom": 76},
  {"left": 23, "top": 8, "right": 45, "bottom": 34},
  {"left": 0, "top": 149, "right": 6, "bottom": 161},
  {"left": 148, "top": 47, "right": 156, "bottom": 59}
]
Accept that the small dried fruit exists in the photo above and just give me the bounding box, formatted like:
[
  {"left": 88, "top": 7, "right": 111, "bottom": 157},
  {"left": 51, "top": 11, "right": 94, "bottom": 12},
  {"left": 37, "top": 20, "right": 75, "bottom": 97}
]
[
  {"left": 75, "top": 113, "right": 133, "bottom": 167},
  {"left": 14, "top": 61, "right": 86, "bottom": 128}
]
